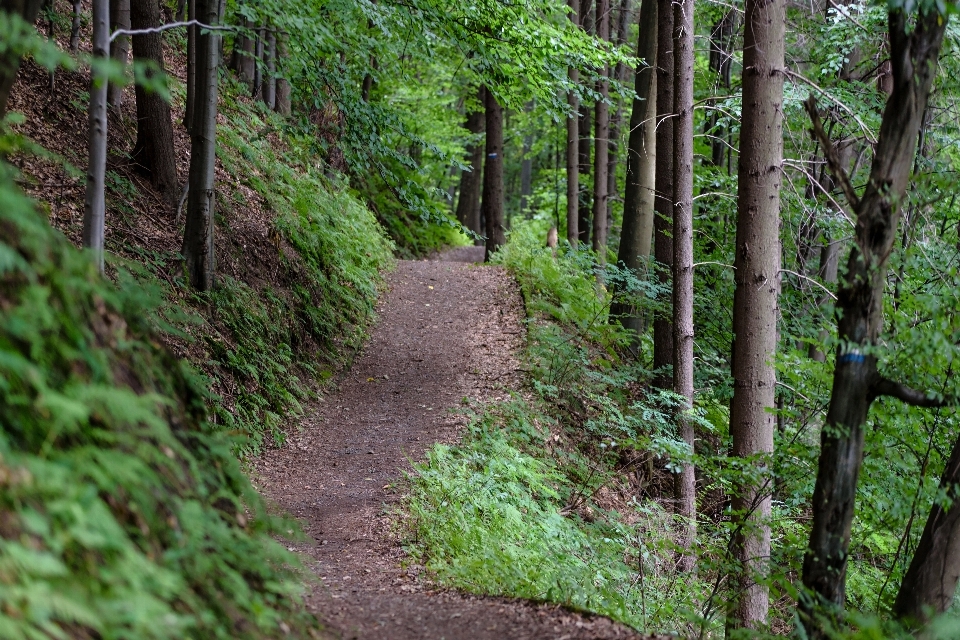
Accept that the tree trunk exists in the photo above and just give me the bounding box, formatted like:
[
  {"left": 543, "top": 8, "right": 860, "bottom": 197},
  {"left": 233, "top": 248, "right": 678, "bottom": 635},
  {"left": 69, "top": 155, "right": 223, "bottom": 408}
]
[
  {"left": 131, "top": 0, "right": 179, "bottom": 210},
  {"left": 455, "top": 89, "right": 484, "bottom": 238},
  {"left": 0, "top": 0, "right": 45, "bottom": 117},
  {"left": 605, "top": 0, "right": 630, "bottom": 227},
  {"left": 275, "top": 34, "right": 291, "bottom": 115},
  {"left": 83, "top": 0, "right": 109, "bottom": 274},
  {"left": 652, "top": 0, "right": 674, "bottom": 390},
  {"left": 577, "top": 0, "right": 594, "bottom": 247},
  {"left": 108, "top": 0, "right": 130, "bottom": 110},
  {"left": 592, "top": 0, "right": 610, "bottom": 261},
  {"left": 230, "top": 16, "right": 255, "bottom": 87},
  {"left": 808, "top": 238, "right": 840, "bottom": 362},
  {"left": 893, "top": 432, "right": 960, "bottom": 627},
  {"left": 672, "top": 0, "right": 695, "bottom": 573},
  {"left": 706, "top": 12, "right": 736, "bottom": 168},
  {"left": 251, "top": 26, "right": 264, "bottom": 100},
  {"left": 70, "top": 0, "right": 82, "bottom": 52},
  {"left": 566, "top": 0, "right": 579, "bottom": 244},
  {"left": 184, "top": 0, "right": 196, "bottom": 131},
  {"left": 182, "top": 0, "right": 220, "bottom": 291},
  {"left": 519, "top": 134, "right": 533, "bottom": 217},
  {"left": 611, "top": 0, "right": 656, "bottom": 334},
  {"left": 260, "top": 29, "right": 276, "bottom": 109},
  {"left": 726, "top": 0, "right": 784, "bottom": 628},
  {"left": 482, "top": 88, "right": 505, "bottom": 261},
  {"left": 798, "top": 9, "right": 950, "bottom": 638}
]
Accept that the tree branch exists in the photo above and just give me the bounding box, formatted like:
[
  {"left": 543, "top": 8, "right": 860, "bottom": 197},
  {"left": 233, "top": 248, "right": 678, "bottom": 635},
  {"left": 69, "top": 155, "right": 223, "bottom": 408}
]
[
  {"left": 802, "top": 95, "right": 861, "bottom": 212},
  {"left": 871, "top": 377, "right": 953, "bottom": 408}
]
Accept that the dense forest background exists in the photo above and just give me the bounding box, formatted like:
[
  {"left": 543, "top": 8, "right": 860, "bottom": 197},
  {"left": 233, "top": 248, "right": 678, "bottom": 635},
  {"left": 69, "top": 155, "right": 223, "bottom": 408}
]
[{"left": 1, "top": 0, "right": 960, "bottom": 637}]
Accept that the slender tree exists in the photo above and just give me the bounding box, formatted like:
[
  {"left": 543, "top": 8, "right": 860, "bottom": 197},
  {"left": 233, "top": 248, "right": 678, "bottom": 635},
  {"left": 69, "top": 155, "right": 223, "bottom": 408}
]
[
  {"left": 577, "top": 0, "right": 594, "bottom": 246},
  {"left": 130, "top": 0, "right": 179, "bottom": 210},
  {"left": 672, "top": 0, "right": 695, "bottom": 572},
  {"left": 83, "top": 0, "right": 110, "bottom": 274},
  {"left": 108, "top": 0, "right": 130, "bottom": 111},
  {"left": 566, "top": 0, "right": 579, "bottom": 244},
  {"left": 229, "top": 15, "right": 255, "bottom": 87},
  {"left": 652, "top": 0, "right": 674, "bottom": 389},
  {"left": 275, "top": 34, "right": 291, "bottom": 115},
  {"left": 455, "top": 87, "right": 485, "bottom": 238},
  {"left": 184, "top": 0, "right": 196, "bottom": 131},
  {"left": 798, "top": 7, "right": 954, "bottom": 637},
  {"left": 182, "top": 0, "right": 221, "bottom": 291},
  {"left": 726, "top": 0, "right": 784, "bottom": 628},
  {"left": 70, "top": 0, "right": 81, "bottom": 51},
  {"left": 611, "top": 0, "right": 656, "bottom": 334},
  {"left": 605, "top": 0, "right": 630, "bottom": 224},
  {"left": 0, "top": 0, "right": 45, "bottom": 116},
  {"left": 591, "top": 0, "right": 610, "bottom": 260},
  {"left": 260, "top": 29, "right": 276, "bottom": 109},
  {"left": 482, "top": 87, "right": 505, "bottom": 260}
]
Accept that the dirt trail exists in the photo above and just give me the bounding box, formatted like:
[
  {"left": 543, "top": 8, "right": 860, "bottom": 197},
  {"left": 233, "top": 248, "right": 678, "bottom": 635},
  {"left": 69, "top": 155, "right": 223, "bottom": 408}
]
[{"left": 253, "top": 248, "right": 642, "bottom": 640}]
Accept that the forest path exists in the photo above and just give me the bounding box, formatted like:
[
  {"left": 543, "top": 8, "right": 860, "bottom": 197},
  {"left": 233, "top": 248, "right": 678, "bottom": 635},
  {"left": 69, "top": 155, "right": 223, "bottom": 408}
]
[{"left": 253, "top": 247, "right": 642, "bottom": 640}]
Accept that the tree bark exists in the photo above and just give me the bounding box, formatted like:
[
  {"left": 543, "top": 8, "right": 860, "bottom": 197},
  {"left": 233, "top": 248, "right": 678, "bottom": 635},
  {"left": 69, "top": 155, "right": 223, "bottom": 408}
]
[
  {"left": 482, "top": 88, "right": 506, "bottom": 261},
  {"left": 652, "top": 0, "right": 674, "bottom": 390},
  {"left": 130, "top": 0, "right": 179, "bottom": 210},
  {"left": 260, "top": 29, "right": 276, "bottom": 109},
  {"left": 229, "top": 16, "right": 255, "bottom": 87},
  {"left": 455, "top": 88, "right": 485, "bottom": 238},
  {"left": 726, "top": 0, "right": 784, "bottom": 628},
  {"left": 275, "top": 34, "right": 291, "bottom": 115},
  {"left": 798, "top": 8, "right": 951, "bottom": 638},
  {"left": 577, "top": 0, "right": 594, "bottom": 247},
  {"left": 592, "top": 0, "right": 610, "bottom": 261},
  {"left": 566, "top": 0, "right": 579, "bottom": 245},
  {"left": 108, "top": 0, "right": 130, "bottom": 110},
  {"left": 182, "top": 0, "right": 220, "bottom": 291},
  {"left": 83, "top": 0, "right": 109, "bottom": 274},
  {"left": 0, "top": 0, "right": 45, "bottom": 117},
  {"left": 671, "top": 0, "right": 695, "bottom": 573},
  {"left": 184, "top": 0, "right": 196, "bottom": 131},
  {"left": 251, "top": 26, "right": 263, "bottom": 100},
  {"left": 611, "top": 0, "right": 656, "bottom": 334},
  {"left": 70, "top": 0, "right": 82, "bottom": 52},
  {"left": 605, "top": 0, "right": 631, "bottom": 227},
  {"left": 893, "top": 431, "right": 960, "bottom": 627}
]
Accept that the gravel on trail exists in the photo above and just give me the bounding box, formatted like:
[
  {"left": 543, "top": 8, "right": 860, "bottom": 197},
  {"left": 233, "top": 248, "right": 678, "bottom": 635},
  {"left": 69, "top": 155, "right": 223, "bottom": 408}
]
[{"left": 252, "top": 248, "right": 648, "bottom": 640}]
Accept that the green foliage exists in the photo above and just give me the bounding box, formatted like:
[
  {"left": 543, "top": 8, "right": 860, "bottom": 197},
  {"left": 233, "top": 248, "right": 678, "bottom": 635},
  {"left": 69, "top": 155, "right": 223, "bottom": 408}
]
[{"left": 0, "top": 177, "right": 320, "bottom": 639}]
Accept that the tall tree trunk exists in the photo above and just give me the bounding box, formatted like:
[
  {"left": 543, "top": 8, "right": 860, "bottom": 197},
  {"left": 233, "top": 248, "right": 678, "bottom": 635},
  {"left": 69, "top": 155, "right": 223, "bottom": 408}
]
[
  {"left": 726, "top": 0, "right": 784, "bottom": 628},
  {"left": 455, "top": 89, "right": 485, "bottom": 239},
  {"left": 798, "top": 8, "right": 951, "bottom": 638},
  {"left": 566, "top": 0, "right": 580, "bottom": 245},
  {"left": 592, "top": 0, "right": 610, "bottom": 261},
  {"left": 808, "top": 238, "right": 840, "bottom": 362},
  {"left": 482, "top": 88, "right": 506, "bottom": 261},
  {"left": 275, "top": 34, "right": 291, "bottom": 115},
  {"left": 605, "top": 0, "right": 631, "bottom": 226},
  {"left": 578, "top": 0, "right": 594, "bottom": 247},
  {"left": 251, "top": 26, "right": 264, "bottom": 100},
  {"left": 519, "top": 134, "right": 533, "bottom": 216},
  {"left": 893, "top": 431, "right": 960, "bottom": 627},
  {"left": 184, "top": 0, "right": 196, "bottom": 131},
  {"left": 611, "top": 0, "right": 656, "bottom": 334},
  {"left": 83, "top": 0, "right": 109, "bottom": 274},
  {"left": 672, "top": 0, "right": 696, "bottom": 573},
  {"left": 0, "top": 0, "right": 45, "bottom": 117},
  {"left": 108, "top": 0, "right": 130, "bottom": 111},
  {"left": 182, "top": 0, "right": 220, "bottom": 291},
  {"left": 652, "top": 0, "right": 674, "bottom": 390},
  {"left": 131, "top": 0, "right": 179, "bottom": 210},
  {"left": 229, "top": 16, "right": 255, "bottom": 87},
  {"left": 70, "top": 0, "right": 82, "bottom": 51},
  {"left": 706, "top": 12, "right": 736, "bottom": 168},
  {"left": 260, "top": 29, "right": 276, "bottom": 109}
]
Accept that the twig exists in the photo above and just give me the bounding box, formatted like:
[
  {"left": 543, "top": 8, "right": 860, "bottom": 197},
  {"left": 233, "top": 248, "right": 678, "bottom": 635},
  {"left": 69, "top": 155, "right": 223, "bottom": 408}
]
[
  {"left": 787, "top": 71, "right": 878, "bottom": 144},
  {"left": 780, "top": 268, "right": 838, "bottom": 300},
  {"left": 110, "top": 19, "right": 235, "bottom": 43},
  {"left": 175, "top": 183, "right": 189, "bottom": 225}
]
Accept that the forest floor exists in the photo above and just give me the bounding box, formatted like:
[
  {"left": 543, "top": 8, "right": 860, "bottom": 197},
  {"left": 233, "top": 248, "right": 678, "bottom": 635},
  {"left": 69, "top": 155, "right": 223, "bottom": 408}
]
[{"left": 252, "top": 247, "right": 646, "bottom": 640}]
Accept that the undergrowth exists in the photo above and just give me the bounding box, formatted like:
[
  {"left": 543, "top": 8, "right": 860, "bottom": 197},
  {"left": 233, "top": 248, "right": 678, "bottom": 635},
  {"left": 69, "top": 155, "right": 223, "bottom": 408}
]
[
  {"left": 404, "top": 220, "right": 721, "bottom": 635},
  {"left": 0, "top": 179, "right": 320, "bottom": 639}
]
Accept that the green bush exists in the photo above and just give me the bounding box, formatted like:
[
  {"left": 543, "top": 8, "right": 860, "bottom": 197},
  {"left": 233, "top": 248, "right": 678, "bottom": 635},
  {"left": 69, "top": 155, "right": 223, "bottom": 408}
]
[{"left": 0, "top": 181, "right": 319, "bottom": 639}]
